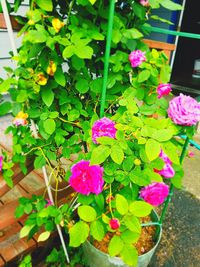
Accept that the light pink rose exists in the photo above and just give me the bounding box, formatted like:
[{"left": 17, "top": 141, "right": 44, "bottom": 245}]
[
  {"left": 92, "top": 117, "right": 117, "bottom": 144},
  {"left": 140, "top": 0, "right": 149, "bottom": 7},
  {"left": 0, "top": 156, "right": 3, "bottom": 171},
  {"left": 154, "top": 150, "right": 175, "bottom": 178},
  {"left": 168, "top": 93, "right": 200, "bottom": 126},
  {"left": 140, "top": 182, "right": 169, "bottom": 206},
  {"left": 157, "top": 83, "right": 172, "bottom": 99},
  {"left": 69, "top": 160, "right": 104, "bottom": 195},
  {"left": 129, "top": 50, "right": 146, "bottom": 68}
]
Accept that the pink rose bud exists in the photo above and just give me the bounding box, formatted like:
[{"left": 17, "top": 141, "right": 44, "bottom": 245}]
[
  {"left": 188, "top": 151, "right": 195, "bottom": 158},
  {"left": 140, "top": 0, "right": 149, "bottom": 7},
  {"left": 109, "top": 218, "right": 120, "bottom": 230},
  {"left": 156, "top": 83, "right": 172, "bottom": 99}
]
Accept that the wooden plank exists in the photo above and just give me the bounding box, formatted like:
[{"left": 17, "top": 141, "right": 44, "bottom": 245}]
[
  {"left": 0, "top": 184, "right": 30, "bottom": 204},
  {"left": 143, "top": 39, "right": 176, "bottom": 51},
  {"left": 0, "top": 256, "right": 6, "bottom": 267}
]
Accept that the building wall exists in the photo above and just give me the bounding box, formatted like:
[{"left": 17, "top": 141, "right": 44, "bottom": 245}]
[{"left": 0, "top": 0, "right": 28, "bottom": 79}]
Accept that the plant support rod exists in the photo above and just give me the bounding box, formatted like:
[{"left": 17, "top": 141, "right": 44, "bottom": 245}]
[
  {"left": 145, "top": 25, "right": 200, "bottom": 40},
  {"left": 100, "top": 0, "right": 115, "bottom": 118}
]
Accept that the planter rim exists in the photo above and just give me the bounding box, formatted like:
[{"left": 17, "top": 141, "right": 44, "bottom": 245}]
[{"left": 84, "top": 209, "right": 162, "bottom": 260}]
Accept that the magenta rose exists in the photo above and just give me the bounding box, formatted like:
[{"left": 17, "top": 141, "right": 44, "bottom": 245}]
[
  {"left": 140, "top": 0, "right": 149, "bottom": 7},
  {"left": 140, "top": 182, "right": 169, "bottom": 206},
  {"left": 0, "top": 156, "right": 3, "bottom": 171},
  {"left": 109, "top": 218, "right": 120, "bottom": 230},
  {"left": 154, "top": 150, "right": 175, "bottom": 178},
  {"left": 92, "top": 117, "right": 117, "bottom": 144},
  {"left": 129, "top": 50, "right": 146, "bottom": 68},
  {"left": 69, "top": 160, "right": 104, "bottom": 195},
  {"left": 168, "top": 93, "right": 200, "bottom": 126},
  {"left": 157, "top": 83, "right": 172, "bottom": 99}
]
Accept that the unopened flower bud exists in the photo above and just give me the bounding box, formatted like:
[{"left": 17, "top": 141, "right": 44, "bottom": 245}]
[
  {"left": 109, "top": 218, "right": 120, "bottom": 230},
  {"left": 134, "top": 159, "right": 141, "bottom": 166}
]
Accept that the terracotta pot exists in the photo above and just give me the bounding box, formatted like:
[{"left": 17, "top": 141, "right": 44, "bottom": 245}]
[
  {"left": 0, "top": 13, "right": 22, "bottom": 31},
  {"left": 82, "top": 210, "right": 162, "bottom": 267}
]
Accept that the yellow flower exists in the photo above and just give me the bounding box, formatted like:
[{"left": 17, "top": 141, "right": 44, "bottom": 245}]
[
  {"left": 13, "top": 111, "right": 28, "bottom": 126},
  {"left": 36, "top": 73, "right": 48, "bottom": 86},
  {"left": 46, "top": 61, "right": 57, "bottom": 76},
  {"left": 52, "top": 18, "right": 65, "bottom": 33},
  {"left": 134, "top": 159, "right": 141, "bottom": 166}
]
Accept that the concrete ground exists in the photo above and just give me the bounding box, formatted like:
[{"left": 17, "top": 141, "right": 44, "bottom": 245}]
[
  {"left": 0, "top": 115, "right": 200, "bottom": 267},
  {"left": 149, "top": 134, "right": 200, "bottom": 267}
]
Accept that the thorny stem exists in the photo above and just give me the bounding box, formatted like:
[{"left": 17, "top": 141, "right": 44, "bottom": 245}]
[
  {"left": 109, "top": 184, "right": 114, "bottom": 218},
  {"left": 66, "top": 0, "right": 75, "bottom": 26},
  {"left": 58, "top": 117, "right": 81, "bottom": 127}
]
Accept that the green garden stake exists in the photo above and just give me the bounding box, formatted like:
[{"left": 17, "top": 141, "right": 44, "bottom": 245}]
[{"left": 100, "top": 0, "right": 115, "bottom": 118}]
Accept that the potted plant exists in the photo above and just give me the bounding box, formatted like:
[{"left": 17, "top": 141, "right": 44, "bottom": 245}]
[{"left": 0, "top": 0, "right": 198, "bottom": 266}]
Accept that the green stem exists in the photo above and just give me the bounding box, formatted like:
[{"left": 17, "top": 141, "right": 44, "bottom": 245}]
[{"left": 100, "top": 0, "right": 115, "bottom": 118}]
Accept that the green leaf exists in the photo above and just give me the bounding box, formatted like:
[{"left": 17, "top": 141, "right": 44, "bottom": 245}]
[
  {"left": 129, "top": 201, "right": 153, "bottom": 217},
  {"left": 116, "top": 194, "right": 129, "bottom": 215},
  {"left": 145, "top": 139, "right": 160, "bottom": 161},
  {"left": 160, "top": 0, "right": 183, "bottom": 10},
  {"left": 0, "top": 78, "right": 15, "bottom": 93},
  {"left": 124, "top": 215, "right": 141, "bottom": 233},
  {"left": 96, "top": 136, "right": 115, "bottom": 146},
  {"left": 121, "top": 244, "right": 138, "bottom": 267},
  {"left": 122, "top": 28, "right": 143, "bottom": 39},
  {"left": 75, "top": 79, "right": 89, "bottom": 94},
  {"left": 41, "top": 88, "right": 54, "bottom": 107},
  {"left": 43, "top": 119, "right": 56, "bottom": 135},
  {"left": 138, "top": 70, "right": 151, "bottom": 83},
  {"left": 121, "top": 230, "right": 140, "bottom": 244},
  {"left": 63, "top": 45, "right": 75, "bottom": 58},
  {"left": 75, "top": 45, "right": 93, "bottom": 59},
  {"left": 90, "top": 221, "right": 105, "bottom": 241},
  {"left": 37, "top": 231, "right": 51, "bottom": 242},
  {"left": 89, "top": 0, "right": 96, "bottom": 4},
  {"left": 160, "top": 65, "right": 171, "bottom": 83},
  {"left": 78, "top": 205, "right": 97, "bottom": 222},
  {"left": 69, "top": 221, "right": 89, "bottom": 247},
  {"left": 0, "top": 101, "right": 11, "bottom": 116},
  {"left": 34, "top": 156, "right": 46, "bottom": 169},
  {"left": 36, "top": 0, "right": 53, "bottom": 11},
  {"left": 54, "top": 67, "right": 66, "bottom": 87},
  {"left": 152, "top": 129, "right": 173, "bottom": 142},
  {"left": 20, "top": 225, "right": 34, "bottom": 238},
  {"left": 90, "top": 145, "right": 110, "bottom": 165},
  {"left": 110, "top": 145, "right": 124, "bottom": 165},
  {"left": 23, "top": 30, "right": 47, "bottom": 43},
  {"left": 108, "top": 235, "right": 124, "bottom": 257}
]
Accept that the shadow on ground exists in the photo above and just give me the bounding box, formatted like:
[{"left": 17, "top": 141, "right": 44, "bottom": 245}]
[{"left": 149, "top": 189, "right": 200, "bottom": 267}]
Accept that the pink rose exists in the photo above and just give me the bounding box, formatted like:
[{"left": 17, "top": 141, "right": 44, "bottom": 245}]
[
  {"left": 129, "top": 50, "right": 146, "bottom": 68},
  {"left": 140, "top": 0, "right": 149, "bottom": 7},
  {"left": 154, "top": 150, "right": 175, "bottom": 178},
  {"left": 109, "top": 218, "right": 120, "bottom": 230},
  {"left": 0, "top": 156, "right": 3, "bottom": 171},
  {"left": 168, "top": 93, "right": 200, "bottom": 126},
  {"left": 92, "top": 117, "right": 117, "bottom": 144},
  {"left": 69, "top": 160, "right": 104, "bottom": 195},
  {"left": 140, "top": 182, "right": 169, "bottom": 206},
  {"left": 156, "top": 83, "right": 172, "bottom": 99},
  {"left": 188, "top": 151, "right": 195, "bottom": 158}
]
